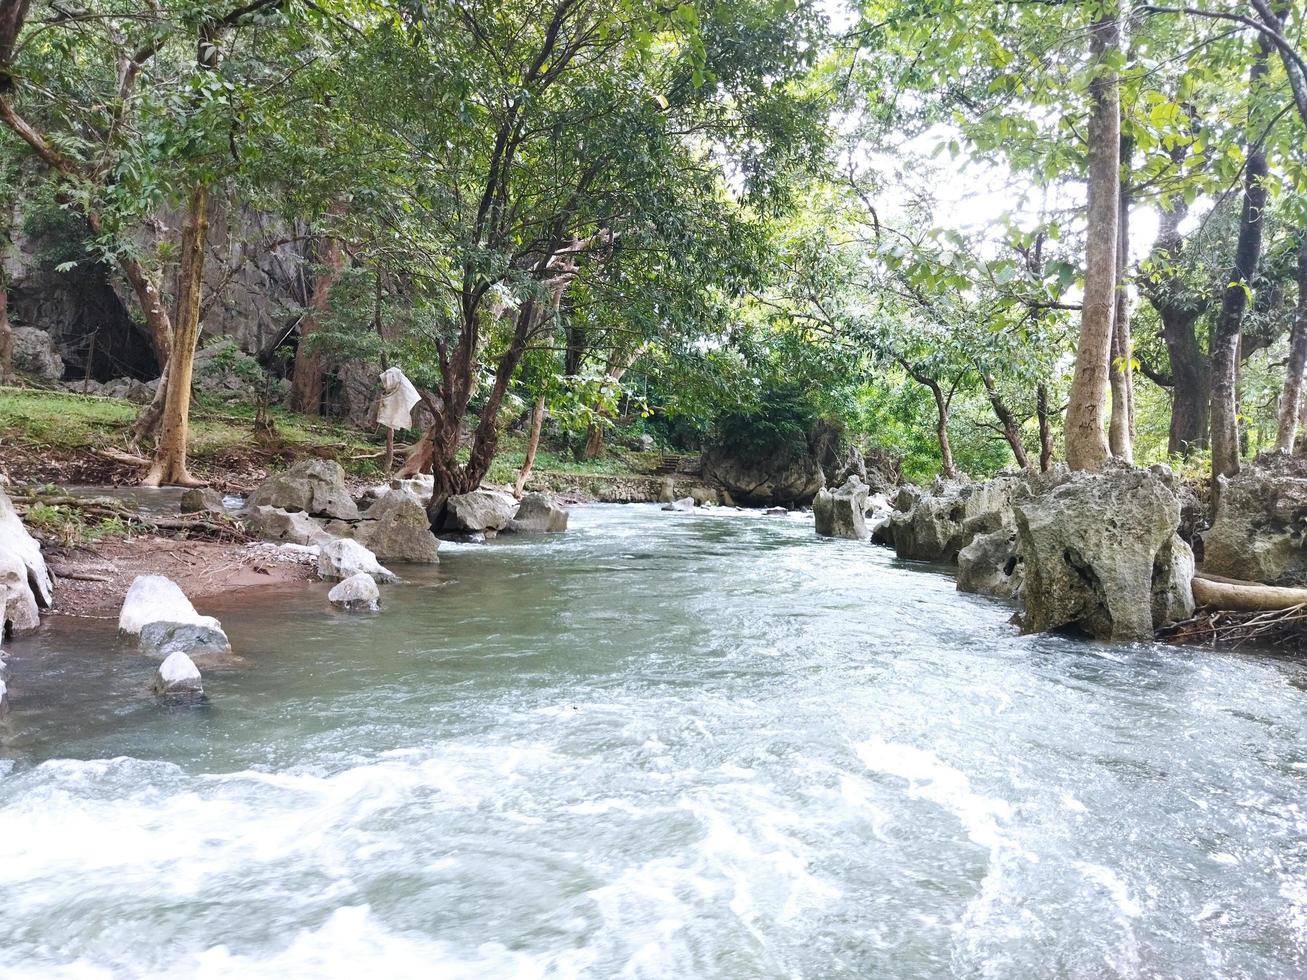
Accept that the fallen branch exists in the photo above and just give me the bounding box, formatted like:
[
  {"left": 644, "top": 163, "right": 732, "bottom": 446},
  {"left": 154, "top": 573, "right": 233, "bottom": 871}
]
[{"left": 1192, "top": 575, "right": 1307, "bottom": 612}]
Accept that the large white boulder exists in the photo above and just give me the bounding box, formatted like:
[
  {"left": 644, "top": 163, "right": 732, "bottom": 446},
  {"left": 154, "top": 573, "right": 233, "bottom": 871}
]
[
  {"left": 352, "top": 491, "right": 440, "bottom": 562},
  {"left": 118, "top": 575, "right": 222, "bottom": 635},
  {"left": 246, "top": 458, "right": 359, "bottom": 520},
  {"left": 328, "top": 572, "right": 380, "bottom": 611},
  {"left": 0, "top": 487, "right": 54, "bottom": 634},
  {"left": 243, "top": 505, "right": 327, "bottom": 546},
  {"left": 317, "top": 538, "right": 398, "bottom": 584},
  {"left": 507, "top": 493, "right": 569, "bottom": 533},
  {"left": 442, "top": 489, "right": 519, "bottom": 532}
]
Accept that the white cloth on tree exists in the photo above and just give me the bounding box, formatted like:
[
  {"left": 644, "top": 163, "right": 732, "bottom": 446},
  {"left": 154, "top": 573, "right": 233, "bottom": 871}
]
[{"left": 377, "top": 367, "right": 421, "bottom": 431}]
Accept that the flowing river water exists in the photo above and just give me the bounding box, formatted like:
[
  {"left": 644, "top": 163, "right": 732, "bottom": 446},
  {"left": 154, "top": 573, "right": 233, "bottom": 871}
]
[{"left": 2, "top": 504, "right": 1307, "bottom": 978}]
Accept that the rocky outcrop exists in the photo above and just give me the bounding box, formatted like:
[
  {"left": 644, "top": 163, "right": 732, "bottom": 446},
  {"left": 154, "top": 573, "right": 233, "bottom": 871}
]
[
  {"left": 1013, "top": 465, "right": 1194, "bottom": 641},
  {"left": 243, "top": 505, "right": 326, "bottom": 546},
  {"left": 246, "top": 459, "right": 359, "bottom": 521},
  {"left": 151, "top": 651, "right": 203, "bottom": 698},
  {"left": 318, "top": 538, "right": 398, "bottom": 584},
  {"left": 0, "top": 488, "right": 54, "bottom": 635},
  {"left": 508, "top": 493, "right": 569, "bottom": 533},
  {"left": 12, "top": 326, "right": 64, "bottom": 380},
  {"left": 328, "top": 572, "right": 381, "bottom": 612},
  {"left": 879, "top": 475, "right": 1023, "bottom": 563},
  {"left": 118, "top": 575, "right": 222, "bottom": 634},
  {"left": 662, "top": 497, "right": 695, "bottom": 512},
  {"left": 442, "top": 489, "right": 518, "bottom": 533},
  {"left": 957, "top": 527, "right": 1022, "bottom": 600},
  {"left": 1202, "top": 456, "right": 1307, "bottom": 585},
  {"left": 814, "top": 476, "right": 870, "bottom": 540},
  {"left": 191, "top": 340, "right": 288, "bottom": 405},
  {"left": 701, "top": 444, "right": 824, "bottom": 507},
  {"left": 350, "top": 491, "right": 440, "bottom": 562},
  {"left": 139, "top": 621, "right": 234, "bottom": 667}
]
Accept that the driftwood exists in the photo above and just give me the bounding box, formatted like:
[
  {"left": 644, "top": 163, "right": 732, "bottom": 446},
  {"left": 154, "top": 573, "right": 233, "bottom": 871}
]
[{"left": 1192, "top": 574, "right": 1307, "bottom": 612}]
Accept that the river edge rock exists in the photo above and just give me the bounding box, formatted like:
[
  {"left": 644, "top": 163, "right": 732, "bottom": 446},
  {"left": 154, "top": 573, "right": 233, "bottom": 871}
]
[
  {"left": 0, "top": 487, "right": 55, "bottom": 635},
  {"left": 246, "top": 458, "right": 359, "bottom": 521},
  {"left": 813, "top": 476, "right": 870, "bottom": 540},
  {"left": 1202, "top": 455, "right": 1307, "bottom": 586},
  {"left": 151, "top": 651, "right": 204, "bottom": 698},
  {"left": 328, "top": 573, "right": 381, "bottom": 612},
  {"left": 318, "top": 538, "right": 398, "bottom": 584},
  {"left": 508, "top": 493, "right": 569, "bottom": 533}
]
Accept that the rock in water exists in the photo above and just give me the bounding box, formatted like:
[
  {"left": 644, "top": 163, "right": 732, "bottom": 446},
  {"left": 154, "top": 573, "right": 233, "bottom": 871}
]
[
  {"left": 658, "top": 477, "right": 675, "bottom": 504},
  {"left": 151, "top": 651, "right": 203, "bottom": 697},
  {"left": 764, "top": 506, "right": 788, "bottom": 516},
  {"left": 246, "top": 458, "right": 359, "bottom": 520},
  {"left": 957, "top": 527, "right": 1022, "bottom": 600},
  {"left": 508, "top": 493, "right": 569, "bottom": 533},
  {"left": 701, "top": 443, "right": 825, "bottom": 506},
  {"left": 814, "top": 476, "right": 870, "bottom": 540},
  {"left": 138, "top": 621, "right": 233, "bottom": 666},
  {"left": 318, "top": 538, "right": 398, "bottom": 584},
  {"left": 328, "top": 572, "right": 381, "bottom": 612},
  {"left": 442, "top": 489, "right": 519, "bottom": 532},
  {"left": 180, "top": 487, "right": 227, "bottom": 515},
  {"left": 243, "top": 505, "right": 327, "bottom": 546},
  {"left": 352, "top": 491, "right": 440, "bottom": 561},
  {"left": 1013, "top": 466, "right": 1194, "bottom": 641},
  {"left": 0, "top": 487, "right": 54, "bottom": 634},
  {"left": 1202, "top": 456, "right": 1307, "bottom": 585},
  {"left": 118, "top": 575, "right": 221, "bottom": 635},
  {"left": 662, "top": 497, "right": 695, "bottom": 512},
  {"left": 879, "top": 475, "right": 1022, "bottom": 563}
]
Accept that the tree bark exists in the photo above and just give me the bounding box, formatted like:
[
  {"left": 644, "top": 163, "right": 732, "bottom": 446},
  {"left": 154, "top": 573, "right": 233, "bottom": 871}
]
[
  {"left": 982, "top": 373, "right": 1030, "bottom": 468},
  {"left": 1108, "top": 154, "right": 1135, "bottom": 462},
  {"left": 1036, "top": 383, "right": 1055, "bottom": 471},
  {"left": 932, "top": 382, "right": 956, "bottom": 479},
  {"left": 1163, "top": 307, "right": 1210, "bottom": 455},
  {"left": 1275, "top": 235, "right": 1307, "bottom": 452},
  {"left": 0, "top": 267, "right": 10, "bottom": 383},
  {"left": 515, "top": 393, "right": 546, "bottom": 496},
  {"left": 1211, "top": 38, "right": 1272, "bottom": 482},
  {"left": 290, "top": 218, "right": 346, "bottom": 415},
  {"left": 1065, "top": 7, "right": 1121, "bottom": 470},
  {"left": 143, "top": 183, "right": 209, "bottom": 487}
]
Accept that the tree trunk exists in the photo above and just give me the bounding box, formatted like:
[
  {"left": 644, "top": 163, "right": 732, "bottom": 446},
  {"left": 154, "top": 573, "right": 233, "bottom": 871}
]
[
  {"left": 515, "top": 393, "right": 546, "bottom": 496},
  {"left": 982, "top": 373, "right": 1030, "bottom": 468},
  {"left": 1065, "top": 7, "right": 1121, "bottom": 470},
  {"left": 1276, "top": 235, "right": 1307, "bottom": 452},
  {"left": 1162, "top": 309, "right": 1209, "bottom": 455},
  {"left": 1036, "top": 383, "right": 1055, "bottom": 471},
  {"left": 1211, "top": 39, "right": 1272, "bottom": 482},
  {"left": 143, "top": 183, "right": 209, "bottom": 487},
  {"left": 580, "top": 345, "right": 640, "bottom": 461},
  {"left": 930, "top": 381, "right": 956, "bottom": 479},
  {"left": 1108, "top": 161, "right": 1134, "bottom": 462},
  {"left": 290, "top": 219, "right": 346, "bottom": 415}
]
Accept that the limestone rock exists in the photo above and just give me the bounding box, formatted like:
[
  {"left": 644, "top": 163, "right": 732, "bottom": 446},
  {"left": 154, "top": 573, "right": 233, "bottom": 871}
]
[
  {"left": 658, "top": 477, "right": 675, "bottom": 504},
  {"left": 328, "top": 572, "right": 380, "bottom": 612},
  {"left": 688, "top": 486, "right": 720, "bottom": 507},
  {"left": 957, "top": 527, "right": 1023, "bottom": 600},
  {"left": 12, "top": 326, "right": 64, "bottom": 380},
  {"left": 507, "top": 493, "right": 569, "bottom": 533},
  {"left": 151, "top": 651, "right": 203, "bottom": 697},
  {"left": 662, "top": 497, "right": 695, "bottom": 512},
  {"left": 1202, "top": 456, "right": 1307, "bottom": 585},
  {"left": 318, "top": 538, "right": 398, "bottom": 584},
  {"left": 814, "top": 475, "right": 870, "bottom": 540},
  {"left": 701, "top": 444, "right": 824, "bottom": 507},
  {"left": 352, "top": 490, "right": 440, "bottom": 562},
  {"left": 180, "top": 487, "right": 227, "bottom": 515},
  {"left": 880, "top": 475, "right": 1022, "bottom": 563},
  {"left": 139, "top": 620, "right": 233, "bottom": 667},
  {"left": 1013, "top": 466, "right": 1194, "bottom": 641},
  {"left": 243, "top": 505, "right": 326, "bottom": 546},
  {"left": 442, "top": 488, "right": 518, "bottom": 532},
  {"left": 246, "top": 458, "right": 359, "bottom": 520},
  {"left": 118, "top": 575, "right": 221, "bottom": 635},
  {"left": 0, "top": 487, "right": 54, "bottom": 634}
]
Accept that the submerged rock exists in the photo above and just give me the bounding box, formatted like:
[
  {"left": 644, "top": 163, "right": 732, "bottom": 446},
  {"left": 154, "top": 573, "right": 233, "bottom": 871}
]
[
  {"left": 246, "top": 458, "right": 359, "bottom": 521},
  {"left": 0, "top": 487, "right": 54, "bottom": 634},
  {"left": 442, "top": 489, "right": 518, "bottom": 533},
  {"left": 814, "top": 475, "right": 870, "bottom": 540},
  {"left": 764, "top": 506, "right": 788, "bottom": 516},
  {"left": 352, "top": 491, "right": 440, "bottom": 562},
  {"left": 1203, "top": 456, "right": 1307, "bottom": 585},
  {"left": 1013, "top": 465, "right": 1194, "bottom": 641},
  {"left": 318, "top": 538, "right": 398, "bottom": 584},
  {"left": 662, "top": 497, "right": 695, "bottom": 512},
  {"left": 328, "top": 572, "right": 381, "bottom": 612},
  {"left": 118, "top": 575, "right": 221, "bottom": 635},
  {"left": 508, "top": 493, "right": 569, "bottom": 533},
  {"left": 138, "top": 621, "right": 233, "bottom": 667},
  {"left": 243, "top": 505, "right": 326, "bottom": 546},
  {"left": 151, "top": 651, "right": 203, "bottom": 698}
]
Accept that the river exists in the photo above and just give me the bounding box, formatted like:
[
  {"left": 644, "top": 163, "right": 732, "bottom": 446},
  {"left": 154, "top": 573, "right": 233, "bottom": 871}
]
[{"left": 1, "top": 504, "right": 1305, "bottom": 977}]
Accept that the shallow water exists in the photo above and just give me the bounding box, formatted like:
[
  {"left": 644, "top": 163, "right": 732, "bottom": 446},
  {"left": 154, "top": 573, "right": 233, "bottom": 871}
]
[{"left": 2, "top": 504, "right": 1306, "bottom": 978}]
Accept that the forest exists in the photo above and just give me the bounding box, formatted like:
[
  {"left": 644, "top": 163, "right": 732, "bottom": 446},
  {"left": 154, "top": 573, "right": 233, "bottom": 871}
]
[{"left": 1, "top": 0, "right": 1304, "bottom": 495}]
